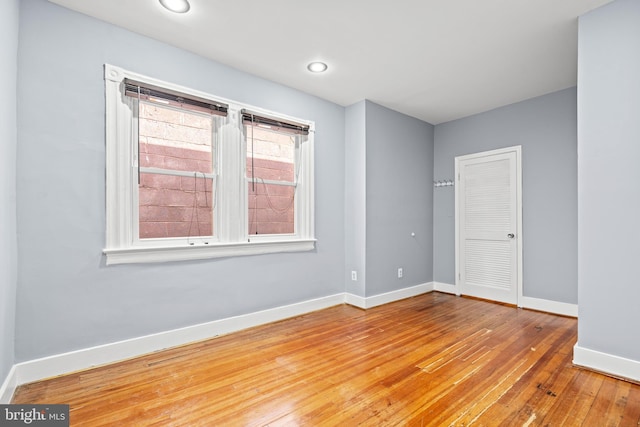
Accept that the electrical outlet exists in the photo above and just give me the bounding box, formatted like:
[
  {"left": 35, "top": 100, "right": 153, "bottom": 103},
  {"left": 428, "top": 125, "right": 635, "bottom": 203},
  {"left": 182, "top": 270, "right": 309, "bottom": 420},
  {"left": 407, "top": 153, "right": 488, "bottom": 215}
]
[
  {"left": 351, "top": 271, "right": 357, "bottom": 281},
  {"left": 398, "top": 268, "right": 403, "bottom": 278}
]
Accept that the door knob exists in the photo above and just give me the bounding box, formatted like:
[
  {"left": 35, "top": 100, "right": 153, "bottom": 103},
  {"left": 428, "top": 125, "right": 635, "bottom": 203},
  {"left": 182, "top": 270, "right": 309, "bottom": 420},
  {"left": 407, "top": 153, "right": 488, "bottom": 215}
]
[{"left": 507, "top": 233, "right": 515, "bottom": 238}]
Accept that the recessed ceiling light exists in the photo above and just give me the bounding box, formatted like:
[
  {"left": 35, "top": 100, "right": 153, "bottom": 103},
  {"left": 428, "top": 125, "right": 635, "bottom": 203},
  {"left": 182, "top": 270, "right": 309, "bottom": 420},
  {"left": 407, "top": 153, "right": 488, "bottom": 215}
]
[
  {"left": 307, "top": 62, "right": 328, "bottom": 73},
  {"left": 159, "top": 0, "right": 191, "bottom": 13}
]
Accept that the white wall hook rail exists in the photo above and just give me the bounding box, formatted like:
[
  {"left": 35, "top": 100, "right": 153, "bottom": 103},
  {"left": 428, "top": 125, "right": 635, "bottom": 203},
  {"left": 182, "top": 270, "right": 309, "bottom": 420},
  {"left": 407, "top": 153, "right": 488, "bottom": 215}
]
[{"left": 433, "top": 180, "right": 454, "bottom": 187}]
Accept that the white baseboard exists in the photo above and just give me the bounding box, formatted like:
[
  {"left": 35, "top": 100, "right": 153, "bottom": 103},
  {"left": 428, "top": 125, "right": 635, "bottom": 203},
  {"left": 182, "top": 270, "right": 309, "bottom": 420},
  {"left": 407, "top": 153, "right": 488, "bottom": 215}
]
[
  {"left": 345, "top": 282, "right": 433, "bottom": 309},
  {"left": 433, "top": 282, "right": 458, "bottom": 295},
  {"left": 343, "top": 292, "right": 366, "bottom": 308},
  {"left": 431, "top": 282, "right": 577, "bottom": 318},
  {"left": 520, "top": 296, "right": 578, "bottom": 318},
  {"left": 8, "top": 285, "right": 433, "bottom": 393},
  {"left": 12, "top": 293, "right": 345, "bottom": 387},
  {"left": 0, "top": 365, "right": 17, "bottom": 404},
  {"left": 573, "top": 344, "right": 640, "bottom": 383}
]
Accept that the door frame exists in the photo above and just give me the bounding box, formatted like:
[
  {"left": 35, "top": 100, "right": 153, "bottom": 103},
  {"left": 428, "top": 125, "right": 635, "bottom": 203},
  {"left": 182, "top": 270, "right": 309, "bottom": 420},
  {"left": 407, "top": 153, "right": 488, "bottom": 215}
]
[{"left": 454, "top": 145, "right": 523, "bottom": 306}]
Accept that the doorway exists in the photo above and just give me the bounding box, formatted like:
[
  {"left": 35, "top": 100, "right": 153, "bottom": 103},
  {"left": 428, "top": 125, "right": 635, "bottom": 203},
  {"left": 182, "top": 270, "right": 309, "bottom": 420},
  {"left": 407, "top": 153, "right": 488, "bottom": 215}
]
[{"left": 455, "top": 146, "right": 522, "bottom": 305}]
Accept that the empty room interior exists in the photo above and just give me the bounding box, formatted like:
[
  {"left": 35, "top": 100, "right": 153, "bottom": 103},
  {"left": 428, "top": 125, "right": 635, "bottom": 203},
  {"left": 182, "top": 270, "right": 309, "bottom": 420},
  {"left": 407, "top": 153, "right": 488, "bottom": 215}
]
[{"left": 1, "top": 0, "right": 640, "bottom": 425}]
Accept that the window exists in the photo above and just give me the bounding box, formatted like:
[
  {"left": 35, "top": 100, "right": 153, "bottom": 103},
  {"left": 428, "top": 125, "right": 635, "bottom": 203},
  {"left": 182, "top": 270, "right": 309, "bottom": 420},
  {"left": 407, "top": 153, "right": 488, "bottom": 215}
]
[
  {"left": 103, "top": 64, "right": 315, "bottom": 264},
  {"left": 138, "top": 98, "right": 216, "bottom": 242},
  {"left": 244, "top": 111, "right": 305, "bottom": 237}
]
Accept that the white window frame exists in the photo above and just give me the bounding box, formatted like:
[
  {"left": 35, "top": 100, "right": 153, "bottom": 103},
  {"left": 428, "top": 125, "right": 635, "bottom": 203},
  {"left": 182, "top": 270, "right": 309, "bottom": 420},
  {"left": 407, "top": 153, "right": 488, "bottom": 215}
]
[{"left": 103, "top": 64, "right": 315, "bottom": 265}]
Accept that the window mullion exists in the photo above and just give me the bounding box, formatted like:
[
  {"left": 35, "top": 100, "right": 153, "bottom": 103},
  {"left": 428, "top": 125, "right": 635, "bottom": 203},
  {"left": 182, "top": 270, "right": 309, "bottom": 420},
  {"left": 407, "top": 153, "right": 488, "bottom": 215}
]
[
  {"left": 298, "top": 132, "right": 314, "bottom": 239},
  {"left": 217, "top": 111, "right": 246, "bottom": 243}
]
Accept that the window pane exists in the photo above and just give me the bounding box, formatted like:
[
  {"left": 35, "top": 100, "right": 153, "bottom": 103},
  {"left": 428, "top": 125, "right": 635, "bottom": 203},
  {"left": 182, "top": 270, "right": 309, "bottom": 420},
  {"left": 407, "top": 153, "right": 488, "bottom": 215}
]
[
  {"left": 139, "top": 173, "right": 213, "bottom": 239},
  {"left": 245, "top": 126, "right": 295, "bottom": 183},
  {"left": 139, "top": 101, "right": 213, "bottom": 174},
  {"left": 248, "top": 182, "right": 295, "bottom": 235},
  {"left": 245, "top": 126, "right": 296, "bottom": 235}
]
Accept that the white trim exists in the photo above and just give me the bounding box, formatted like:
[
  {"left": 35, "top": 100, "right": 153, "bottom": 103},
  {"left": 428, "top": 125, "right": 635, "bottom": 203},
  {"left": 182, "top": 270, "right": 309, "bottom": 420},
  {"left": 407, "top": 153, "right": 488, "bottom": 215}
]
[
  {"left": 139, "top": 167, "right": 216, "bottom": 180},
  {"left": 454, "top": 145, "right": 523, "bottom": 306},
  {"left": 515, "top": 148, "right": 523, "bottom": 307},
  {"left": 345, "top": 282, "right": 434, "bottom": 309},
  {"left": 433, "top": 281, "right": 458, "bottom": 295},
  {"left": 520, "top": 296, "right": 578, "bottom": 318},
  {"left": 12, "top": 293, "right": 344, "bottom": 387},
  {"left": 454, "top": 158, "right": 460, "bottom": 296},
  {"left": 247, "top": 178, "right": 297, "bottom": 187},
  {"left": 104, "top": 239, "right": 316, "bottom": 265},
  {"left": 343, "top": 292, "right": 367, "bottom": 308},
  {"left": 0, "top": 365, "right": 17, "bottom": 404},
  {"left": 573, "top": 345, "right": 640, "bottom": 383},
  {"left": 104, "top": 64, "right": 315, "bottom": 264},
  {"left": 433, "top": 282, "right": 577, "bottom": 317}
]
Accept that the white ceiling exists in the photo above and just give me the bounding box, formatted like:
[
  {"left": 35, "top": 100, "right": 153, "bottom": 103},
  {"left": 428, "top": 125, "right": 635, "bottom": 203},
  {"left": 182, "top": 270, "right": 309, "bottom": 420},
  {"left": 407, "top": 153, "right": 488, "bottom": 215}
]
[{"left": 49, "top": 0, "right": 612, "bottom": 124}]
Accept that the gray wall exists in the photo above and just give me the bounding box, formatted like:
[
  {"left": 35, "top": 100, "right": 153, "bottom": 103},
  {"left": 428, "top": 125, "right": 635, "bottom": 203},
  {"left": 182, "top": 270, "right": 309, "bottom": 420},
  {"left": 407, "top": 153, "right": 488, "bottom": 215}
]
[
  {"left": 15, "top": 0, "right": 345, "bottom": 362},
  {"left": 433, "top": 88, "right": 578, "bottom": 304},
  {"left": 577, "top": 0, "right": 640, "bottom": 361},
  {"left": 365, "top": 101, "right": 434, "bottom": 296},
  {"left": 0, "top": 0, "right": 19, "bottom": 385},
  {"left": 344, "top": 101, "right": 367, "bottom": 296}
]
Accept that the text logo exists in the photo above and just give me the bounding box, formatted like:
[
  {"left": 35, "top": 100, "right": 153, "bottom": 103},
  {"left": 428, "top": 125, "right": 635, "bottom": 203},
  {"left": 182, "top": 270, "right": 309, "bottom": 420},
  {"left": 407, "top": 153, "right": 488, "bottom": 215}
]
[{"left": 0, "top": 405, "right": 69, "bottom": 426}]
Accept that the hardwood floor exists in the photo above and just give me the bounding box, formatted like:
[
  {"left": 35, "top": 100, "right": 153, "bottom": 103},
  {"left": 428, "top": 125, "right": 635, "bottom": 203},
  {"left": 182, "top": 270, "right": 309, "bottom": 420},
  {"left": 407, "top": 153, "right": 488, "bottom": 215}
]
[{"left": 12, "top": 293, "right": 640, "bottom": 426}]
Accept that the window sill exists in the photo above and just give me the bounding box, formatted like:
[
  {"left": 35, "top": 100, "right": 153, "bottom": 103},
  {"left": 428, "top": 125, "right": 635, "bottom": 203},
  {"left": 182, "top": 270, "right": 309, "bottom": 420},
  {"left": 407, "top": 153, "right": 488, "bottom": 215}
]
[{"left": 103, "top": 239, "right": 316, "bottom": 265}]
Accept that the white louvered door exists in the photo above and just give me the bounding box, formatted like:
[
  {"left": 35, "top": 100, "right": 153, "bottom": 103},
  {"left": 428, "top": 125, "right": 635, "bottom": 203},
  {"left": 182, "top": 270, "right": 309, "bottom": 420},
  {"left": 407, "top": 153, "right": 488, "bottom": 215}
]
[{"left": 456, "top": 147, "right": 521, "bottom": 305}]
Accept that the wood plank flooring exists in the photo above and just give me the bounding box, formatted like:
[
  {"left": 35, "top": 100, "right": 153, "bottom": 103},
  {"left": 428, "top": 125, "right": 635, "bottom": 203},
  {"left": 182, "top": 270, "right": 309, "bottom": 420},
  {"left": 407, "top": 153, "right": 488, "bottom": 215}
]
[{"left": 12, "top": 293, "right": 640, "bottom": 426}]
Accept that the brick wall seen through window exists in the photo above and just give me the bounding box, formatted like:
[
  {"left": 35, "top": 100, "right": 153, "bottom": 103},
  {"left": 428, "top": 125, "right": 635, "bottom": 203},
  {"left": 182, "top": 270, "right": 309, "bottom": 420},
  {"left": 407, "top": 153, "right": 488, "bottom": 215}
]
[
  {"left": 246, "top": 126, "right": 296, "bottom": 235},
  {"left": 138, "top": 102, "right": 214, "bottom": 239}
]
